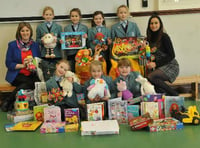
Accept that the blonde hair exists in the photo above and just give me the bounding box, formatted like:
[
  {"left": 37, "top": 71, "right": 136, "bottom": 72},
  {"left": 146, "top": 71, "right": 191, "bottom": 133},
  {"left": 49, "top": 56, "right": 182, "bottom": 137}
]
[
  {"left": 90, "top": 60, "right": 103, "bottom": 71},
  {"left": 117, "top": 5, "right": 130, "bottom": 15},
  {"left": 43, "top": 6, "right": 54, "bottom": 15},
  {"left": 56, "top": 59, "right": 71, "bottom": 71}
]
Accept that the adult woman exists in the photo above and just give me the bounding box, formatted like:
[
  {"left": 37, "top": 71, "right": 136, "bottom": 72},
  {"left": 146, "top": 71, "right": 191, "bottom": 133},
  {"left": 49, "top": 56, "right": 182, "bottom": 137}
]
[
  {"left": 1, "top": 22, "right": 41, "bottom": 112},
  {"left": 146, "top": 14, "right": 179, "bottom": 96}
]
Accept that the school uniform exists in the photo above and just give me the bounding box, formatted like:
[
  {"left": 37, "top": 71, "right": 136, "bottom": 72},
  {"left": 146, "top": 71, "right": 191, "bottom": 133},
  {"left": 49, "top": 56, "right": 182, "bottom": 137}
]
[
  {"left": 46, "top": 75, "right": 86, "bottom": 120},
  {"left": 36, "top": 21, "right": 62, "bottom": 81},
  {"left": 88, "top": 26, "right": 112, "bottom": 73},
  {"left": 63, "top": 23, "right": 88, "bottom": 72},
  {"left": 111, "top": 21, "right": 141, "bottom": 40},
  {"left": 113, "top": 72, "right": 141, "bottom": 98}
]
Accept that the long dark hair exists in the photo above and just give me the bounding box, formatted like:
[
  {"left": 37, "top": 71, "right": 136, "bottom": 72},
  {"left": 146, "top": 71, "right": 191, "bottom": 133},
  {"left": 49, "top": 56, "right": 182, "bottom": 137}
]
[
  {"left": 91, "top": 11, "right": 106, "bottom": 27},
  {"left": 146, "top": 14, "right": 163, "bottom": 47}
]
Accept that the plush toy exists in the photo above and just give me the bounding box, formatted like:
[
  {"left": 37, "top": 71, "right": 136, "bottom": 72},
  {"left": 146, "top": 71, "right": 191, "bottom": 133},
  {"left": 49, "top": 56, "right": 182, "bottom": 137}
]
[
  {"left": 93, "top": 32, "right": 111, "bottom": 51},
  {"left": 24, "top": 55, "right": 36, "bottom": 72},
  {"left": 60, "top": 71, "right": 80, "bottom": 97},
  {"left": 42, "top": 33, "right": 57, "bottom": 58},
  {"left": 48, "top": 88, "right": 64, "bottom": 103},
  {"left": 117, "top": 80, "right": 133, "bottom": 100},
  {"left": 135, "top": 75, "right": 156, "bottom": 95},
  {"left": 87, "top": 78, "right": 111, "bottom": 99},
  {"left": 17, "top": 89, "right": 27, "bottom": 101},
  {"left": 75, "top": 49, "right": 93, "bottom": 66}
]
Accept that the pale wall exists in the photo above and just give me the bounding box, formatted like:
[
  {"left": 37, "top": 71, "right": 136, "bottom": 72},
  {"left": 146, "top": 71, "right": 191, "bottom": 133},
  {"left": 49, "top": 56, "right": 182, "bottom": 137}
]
[{"left": 0, "top": 13, "right": 200, "bottom": 84}]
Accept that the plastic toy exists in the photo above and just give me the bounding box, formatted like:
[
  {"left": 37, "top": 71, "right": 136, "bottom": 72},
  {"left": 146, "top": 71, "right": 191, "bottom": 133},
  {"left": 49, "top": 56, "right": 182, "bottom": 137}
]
[
  {"left": 42, "top": 33, "right": 57, "bottom": 58},
  {"left": 135, "top": 75, "right": 156, "bottom": 95},
  {"left": 24, "top": 55, "right": 36, "bottom": 72},
  {"left": 87, "top": 78, "right": 111, "bottom": 100},
  {"left": 60, "top": 71, "right": 80, "bottom": 97},
  {"left": 117, "top": 80, "right": 133, "bottom": 100},
  {"left": 171, "top": 105, "right": 200, "bottom": 125}
]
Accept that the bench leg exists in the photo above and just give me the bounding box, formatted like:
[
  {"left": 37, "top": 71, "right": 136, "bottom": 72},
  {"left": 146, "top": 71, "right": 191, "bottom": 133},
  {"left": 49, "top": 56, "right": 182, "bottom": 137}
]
[{"left": 195, "top": 82, "right": 199, "bottom": 101}]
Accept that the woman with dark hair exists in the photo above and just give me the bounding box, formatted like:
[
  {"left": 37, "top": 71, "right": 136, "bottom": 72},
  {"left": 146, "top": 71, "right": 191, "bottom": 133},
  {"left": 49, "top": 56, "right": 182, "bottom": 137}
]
[
  {"left": 1, "top": 22, "right": 41, "bottom": 112},
  {"left": 146, "top": 14, "right": 179, "bottom": 96}
]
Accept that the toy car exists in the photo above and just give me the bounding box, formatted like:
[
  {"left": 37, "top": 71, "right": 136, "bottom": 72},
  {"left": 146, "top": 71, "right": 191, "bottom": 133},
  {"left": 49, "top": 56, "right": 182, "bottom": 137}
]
[{"left": 171, "top": 105, "right": 200, "bottom": 125}]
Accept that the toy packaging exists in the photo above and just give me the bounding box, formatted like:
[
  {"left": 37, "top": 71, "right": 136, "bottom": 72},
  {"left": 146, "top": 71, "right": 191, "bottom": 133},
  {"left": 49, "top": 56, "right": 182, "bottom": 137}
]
[
  {"left": 34, "top": 82, "right": 47, "bottom": 105},
  {"left": 64, "top": 108, "right": 80, "bottom": 124},
  {"left": 7, "top": 111, "right": 34, "bottom": 123},
  {"left": 44, "top": 106, "right": 61, "bottom": 122},
  {"left": 76, "top": 93, "right": 86, "bottom": 105},
  {"left": 148, "top": 117, "right": 184, "bottom": 132},
  {"left": 108, "top": 98, "right": 128, "bottom": 124},
  {"left": 65, "top": 123, "right": 79, "bottom": 132},
  {"left": 81, "top": 120, "right": 119, "bottom": 136},
  {"left": 33, "top": 104, "right": 49, "bottom": 121},
  {"left": 61, "top": 32, "right": 86, "bottom": 50},
  {"left": 11, "top": 121, "right": 42, "bottom": 131},
  {"left": 141, "top": 102, "right": 159, "bottom": 119},
  {"left": 164, "top": 96, "right": 185, "bottom": 117},
  {"left": 127, "top": 105, "right": 139, "bottom": 121},
  {"left": 40, "top": 122, "right": 66, "bottom": 133},
  {"left": 129, "top": 113, "right": 153, "bottom": 131},
  {"left": 87, "top": 102, "right": 104, "bottom": 121}
]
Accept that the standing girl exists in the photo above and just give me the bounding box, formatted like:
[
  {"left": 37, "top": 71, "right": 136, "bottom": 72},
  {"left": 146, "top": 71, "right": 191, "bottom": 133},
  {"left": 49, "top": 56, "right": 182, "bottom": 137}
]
[
  {"left": 146, "top": 14, "right": 179, "bottom": 96},
  {"left": 88, "top": 11, "right": 112, "bottom": 74},
  {"left": 36, "top": 6, "right": 62, "bottom": 81},
  {"left": 111, "top": 5, "right": 141, "bottom": 39},
  {"left": 63, "top": 8, "right": 88, "bottom": 72}
]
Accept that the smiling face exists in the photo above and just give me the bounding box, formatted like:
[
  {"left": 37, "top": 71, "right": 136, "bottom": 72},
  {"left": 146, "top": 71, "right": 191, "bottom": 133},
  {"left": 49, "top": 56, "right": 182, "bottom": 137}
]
[
  {"left": 150, "top": 17, "right": 161, "bottom": 32},
  {"left": 55, "top": 62, "right": 69, "bottom": 77},
  {"left": 70, "top": 11, "right": 80, "bottom": 25},
  {"left": 43, "top": 9, "right": 54, "bottom": 22},
  {"left": 117, "top": 7, "right": 129, "bottom": 21},
  {"left": 20, "top": 26, "right": 31, "bottom": 42},
  {"left": 94, "top": 14, "right": 104, "bottom": 26},
  {"left": 118, "top": 65, "right": 131, "bottom": 78},
  {"left": 90, "top": 65, "right": 103, "bottom": 79}
]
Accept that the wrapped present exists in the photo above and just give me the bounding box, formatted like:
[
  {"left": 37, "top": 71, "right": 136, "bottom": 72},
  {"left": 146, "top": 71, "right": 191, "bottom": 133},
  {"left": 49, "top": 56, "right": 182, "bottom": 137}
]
[
  {"left": 65, "top": 123, "right": 79, "bottom": 132},
  {"left": 40, "top": 122, "right": 65, "bottom": 133},
  {"left": 129, "top": 113, "right": 153, "bottom": 131},
  {"left": 44, "top": 106, "right": 61, "bottom": 122},
  {"left": 148, "top": 117, "right": 184, "bottom": 132},
  {"left": 81, "top": 120, "right": 119, "bottom": 136}
]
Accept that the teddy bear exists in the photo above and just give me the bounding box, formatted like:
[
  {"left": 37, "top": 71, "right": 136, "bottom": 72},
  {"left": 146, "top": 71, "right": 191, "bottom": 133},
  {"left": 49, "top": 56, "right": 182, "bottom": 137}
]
[
  {"left": 41, "top": 33, "right": 57, "bottom": 58},
  {"left": 87, "top": 78, "right": 110, "bottom": 100},
  {"left": 93, "top": 32, "right": 112, "bottom": 51},
  {"left": 60, "top": 71, "right": 80, "bottom": 97},
  {"left": 135, "top": 75, "right": 156, "bottom": 95},
  {"left": 117, "top": 80, "right": 133, "bottom": 100}
]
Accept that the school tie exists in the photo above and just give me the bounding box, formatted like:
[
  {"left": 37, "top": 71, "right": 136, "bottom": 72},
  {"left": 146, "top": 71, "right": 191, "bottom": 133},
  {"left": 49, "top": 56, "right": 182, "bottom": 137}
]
[
  {"left": 96, "top": 26, "right": 102, "bottom": 32},
  {"left": 122, "top": 21, "right": 127, "bottom": 29},
  {"left": 72, "top": 24, "right": 78, "bottom": 32},
  {"left": 46, "top": 22, "right": 52, "bottom": 28}
]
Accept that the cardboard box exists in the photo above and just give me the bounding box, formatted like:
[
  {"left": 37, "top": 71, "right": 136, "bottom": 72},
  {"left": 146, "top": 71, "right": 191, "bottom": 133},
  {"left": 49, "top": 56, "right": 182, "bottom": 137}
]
[{"left": 40, "top": 122, "right": 65, "bottom": 133}]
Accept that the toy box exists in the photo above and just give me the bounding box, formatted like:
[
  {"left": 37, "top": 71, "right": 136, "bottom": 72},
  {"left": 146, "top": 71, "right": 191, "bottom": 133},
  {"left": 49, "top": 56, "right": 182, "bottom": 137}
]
[
  {"left": 127, "top": 105, "right": 139, "bottom": 121},
  {"left": 108, "top": 98, "right": 128, "bottom": 124},
  {"left": 148, "top": 117, "right": 184, "bottom": 132},
  {"left": 129, "top": 113, "right": 153, "bottom": 131},
  {"left": 44, "top": 106, "right": 61, "bottom": 122},
  {"left": 81, "top": 120, "right": 119, "bottom": 136},
  {"left": 65, "top": 123, "right": 79, "bottom": 132},
  {"left": 64, "top": 108, "right": 79, "bottom": 124},
  {"left": 7, "top": 111, "right": 34, "bottom": 123},
  {"left": 33, "top": 104, "right": 48, "bottom": 121},
  {"left": 40, "top": 122, "right": 66, "bottom": 133},
  {"left": 87, "top": 102, "right": 104, "bottom": 121},
  {"left": 141, "top": 102, "right": 159, "bottom": 119}
]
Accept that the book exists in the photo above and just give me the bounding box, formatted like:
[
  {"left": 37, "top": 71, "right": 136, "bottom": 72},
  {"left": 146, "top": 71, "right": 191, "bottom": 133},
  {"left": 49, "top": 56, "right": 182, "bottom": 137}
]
[
  {"left": 64, "top": 108, "right": 79, "bottom": 124},
  {"left": 164, "top": 96, "right": 185, "bottom": 117},
  {"left": 11, "top": 121, "right": 42, "bottom": 131},
  {"left": 33, "top": 104, "right": 48, "bottom": 121},
  {"left": 40, "top": 122, "right": 66, "bottom": 133},
  {"left": 108, "top": 98, "right": 128, "bottom": 124},
  {"left": 141, "top": 102, "right": 159, "bottom": 119},
  {"left": 87, "top": 102, "right": 104, "bottom": 121},
  {"left": 61, "top": 32, "right": 86, "bottom": 50},
  {"left": 81, "top": 120, "right": 119, "bottom": 136},
  {"left": 127, "top": 105, "right": 139, "bottom": 121},
  {"left": 44, "top": 106, "right": 61, "bottom": 122},
  {"left": 4, "top": 123, "right": 16, "bottom": 132},
  {"left": 7, "top": 111, "right": 34, "bottom": 123}
]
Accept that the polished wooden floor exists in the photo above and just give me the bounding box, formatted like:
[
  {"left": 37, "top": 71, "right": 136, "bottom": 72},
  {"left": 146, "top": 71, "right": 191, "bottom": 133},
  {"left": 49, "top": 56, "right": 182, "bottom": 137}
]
[{"left": 1, "top": 100, "right": 200, "bottom": 148}]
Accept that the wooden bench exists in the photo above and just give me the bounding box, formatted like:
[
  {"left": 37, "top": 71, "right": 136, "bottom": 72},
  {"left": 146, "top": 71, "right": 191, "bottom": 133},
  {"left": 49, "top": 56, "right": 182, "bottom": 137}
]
[
  {"left": 0, "top": 84, "right": 16, "bottom": 93},
  {"left": 167, "top": 75, "right": 200, "bottom": 101}
]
